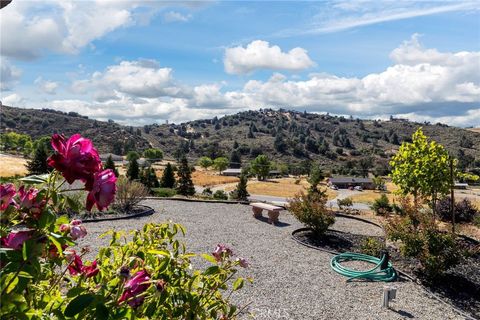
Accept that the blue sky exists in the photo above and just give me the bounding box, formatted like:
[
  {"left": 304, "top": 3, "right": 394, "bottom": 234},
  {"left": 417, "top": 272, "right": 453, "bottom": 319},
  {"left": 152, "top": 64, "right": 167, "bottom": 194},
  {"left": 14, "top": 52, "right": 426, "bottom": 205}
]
[{"left": 1, "top": 1, "right": 479, "bottom": 126}]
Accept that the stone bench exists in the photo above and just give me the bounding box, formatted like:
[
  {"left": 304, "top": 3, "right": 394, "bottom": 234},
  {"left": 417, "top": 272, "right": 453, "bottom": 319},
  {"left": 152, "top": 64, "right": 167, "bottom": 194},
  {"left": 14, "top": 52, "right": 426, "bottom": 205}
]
[{"left": 250, "top": 202, "right": 283, "bottom": 224}]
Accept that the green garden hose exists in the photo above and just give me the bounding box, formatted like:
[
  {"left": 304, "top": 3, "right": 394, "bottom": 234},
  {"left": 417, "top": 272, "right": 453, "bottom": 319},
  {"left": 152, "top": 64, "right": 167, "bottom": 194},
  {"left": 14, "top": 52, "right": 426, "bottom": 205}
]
[{"left": 330, "top": 252, "right": 397, "bottom": 282}]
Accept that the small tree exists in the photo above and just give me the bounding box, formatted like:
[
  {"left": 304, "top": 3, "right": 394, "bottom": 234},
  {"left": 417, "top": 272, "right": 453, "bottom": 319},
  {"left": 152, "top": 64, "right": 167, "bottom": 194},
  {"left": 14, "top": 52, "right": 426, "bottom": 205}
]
[
  {"left": 371, "top": 194, "right": 392, "bottom": 215},
  {"left": 198, "top": 156, "right": 213, "bottom": 170},
  {"left": 126, "top": 151, "right": 140, "bottom": 161},
  {"left": 27, "top": 145, "right": 50, "bottom": 175},
  {"left": 229, "top": 150, "right": 241, "bottom": 169},
  {"left": 160, "top": 163, "right": 176, "bottom": 188},
  {"left": 213, "top": 157, "right": 229, "bottom": 173},
  {"left": 143, "top": 148, "right": 163, "bottom": 160},
  {"left": 231, "top": 174, "right": 249, "bottom": 201},
  {"left": 372, "top": 176, "right": 386, "bottom": 190},
  {"left": 250, "top": 155, "right": 270, "bottom": 181},
  {"left": 140, "top": 167, "right": 159, "bottom": 191},
  {"left": 127, "top": 158, "right": 140, "bottom": 181},
  {"left": 176, "top": 157, "right": 195, "bottom": 196},
  {"left": 308, "top": 167, "right": 324, "bottom": 194},
  {"left": 390, "top": 128, "right": 452, "bottom": 218},
  {"left": 104, "top": 155, "right": 119, "bottom": 177}
]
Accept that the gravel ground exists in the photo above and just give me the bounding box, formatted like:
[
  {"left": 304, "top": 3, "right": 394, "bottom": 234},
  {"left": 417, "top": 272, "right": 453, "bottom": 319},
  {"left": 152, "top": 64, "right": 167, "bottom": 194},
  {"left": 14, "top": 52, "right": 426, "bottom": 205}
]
[{"left": 77, "top": 199, "right": 465, "bottom": 320}]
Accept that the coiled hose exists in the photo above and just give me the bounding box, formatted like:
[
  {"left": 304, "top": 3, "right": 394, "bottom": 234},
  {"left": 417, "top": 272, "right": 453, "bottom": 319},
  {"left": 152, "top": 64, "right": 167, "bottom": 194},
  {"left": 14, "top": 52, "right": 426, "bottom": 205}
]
[{"left": 330, "top": 252, "right": 397, "bottom": 282}]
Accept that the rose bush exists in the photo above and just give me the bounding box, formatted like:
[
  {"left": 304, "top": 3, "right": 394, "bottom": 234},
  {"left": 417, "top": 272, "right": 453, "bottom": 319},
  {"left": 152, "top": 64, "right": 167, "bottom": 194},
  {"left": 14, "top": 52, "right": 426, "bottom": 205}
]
[{"left": 0, "top": 134, "right": 248, "bottom": 319}]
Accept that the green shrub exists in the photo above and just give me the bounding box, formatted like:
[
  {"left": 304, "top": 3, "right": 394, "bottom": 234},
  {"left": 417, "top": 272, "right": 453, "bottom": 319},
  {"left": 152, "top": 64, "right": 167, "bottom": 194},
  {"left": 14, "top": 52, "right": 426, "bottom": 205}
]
[
  {"left": 371, "top": 194, "right": 392, "bottom": 215},
  {"left": 337, "top": 197, "right": 353, "bottom": 210},
  {"left": 436, "top": 197, "right": 479, "bottom": 223},
  {"left": 360, "top": 237, "right": 386, "bottom": 257},
  {"left": 385, "top": 203, "right": 462, "bottom": 279},
  {"left": 114, "top": 177, "right": 149, "bottom": 212},
  {"left": 201, "top": 187, "right": 213, "bottom": 197},
  {"left": 152, "top": 187, "right": 177, "bottom": 198},
  {"left": 475, "top": 215, "right": 480, "bottom": 228},
  {"left": 213, "top": 190, "right": 228, "bottom": 200},
  {"left": 288, "top": 191, "right": 335, "bottom": 235}
]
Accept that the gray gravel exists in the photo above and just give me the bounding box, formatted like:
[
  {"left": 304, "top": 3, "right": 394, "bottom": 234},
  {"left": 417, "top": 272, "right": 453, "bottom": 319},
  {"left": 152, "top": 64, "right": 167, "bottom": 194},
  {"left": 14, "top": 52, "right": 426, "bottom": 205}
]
[{"left": 77, "top": 199, "right": 464, "bottom": 320}]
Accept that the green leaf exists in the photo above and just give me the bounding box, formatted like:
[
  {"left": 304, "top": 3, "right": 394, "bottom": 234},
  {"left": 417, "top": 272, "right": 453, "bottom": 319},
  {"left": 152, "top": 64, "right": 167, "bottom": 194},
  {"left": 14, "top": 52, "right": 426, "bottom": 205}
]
[
  {"left": 233, "top": 278, "right": 244, "bottom": 291},
  {"left": 203, "top": 266, "right": 220, "bottom": 276},
  {"left": 148, "top": 249, "right": 170, "bottom": 257},
  {"left": 64, "top": 294, "right": 95, "bottom": 317},
  {"left": 19, "top": 174, "right": 49, "bottom": 184},
  {"left": 48, "top": 235, "right": 63, "bottom": 257},
  {"left": 95, "top": 303, "right": 109, "bottom": 320},
  {"left": 38, "top": 208, "right": 56, "bottom": 229},
  {"left": 201, "top": 253, "right": 217, "bottom": 264},
  {"left": 3, "top": 273, "right": 19, "bottom": 294}
]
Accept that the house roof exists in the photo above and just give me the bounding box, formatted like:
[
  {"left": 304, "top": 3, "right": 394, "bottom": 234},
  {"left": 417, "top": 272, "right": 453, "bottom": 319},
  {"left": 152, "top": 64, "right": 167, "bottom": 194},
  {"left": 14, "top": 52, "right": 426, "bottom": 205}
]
[
  {"left": 222, "top": 168, "right": 242, "bottom": 174},
  {"left": 329, "top": 176, "right": 372, "bottom": 184},
  {"left": 99, "top": 153, "right": 123, "bottom": 161}
]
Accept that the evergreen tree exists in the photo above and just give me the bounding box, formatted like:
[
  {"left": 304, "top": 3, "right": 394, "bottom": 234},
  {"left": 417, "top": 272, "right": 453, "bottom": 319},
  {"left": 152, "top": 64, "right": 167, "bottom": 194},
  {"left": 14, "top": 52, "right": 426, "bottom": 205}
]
[
  {"left": 232, "top": 173, "right": 249, "bottom": 201},
  {"left": 229, "top": 150, "right": 241, "bottom": 169},
  {"left": 127, "top": 158, "right": 140, "bottom": 180},
  {"left": 104, "top": 155, "right": 119, "bottom": 177},
  {"left": 27, "top": 146, "right": 50, "bottom": 175},
  {"left": 160, "top": 163, "right": 176, "bottom": 188},
  {"left": 176, "top": 157, "right": 195, "bottom": 196},
  {"left": 140, "top": 167, "right": 160, "bottom": 190}
]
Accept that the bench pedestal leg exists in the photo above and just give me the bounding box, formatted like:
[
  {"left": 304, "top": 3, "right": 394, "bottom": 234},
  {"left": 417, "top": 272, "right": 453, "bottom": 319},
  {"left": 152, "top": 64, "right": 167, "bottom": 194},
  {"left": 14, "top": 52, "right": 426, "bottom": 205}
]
[
  {"left": 252, "top": 207, "right": 263, "bottom": 218},
  {"left": 267, "top": 210, "right": 280, "bottom": 224}
]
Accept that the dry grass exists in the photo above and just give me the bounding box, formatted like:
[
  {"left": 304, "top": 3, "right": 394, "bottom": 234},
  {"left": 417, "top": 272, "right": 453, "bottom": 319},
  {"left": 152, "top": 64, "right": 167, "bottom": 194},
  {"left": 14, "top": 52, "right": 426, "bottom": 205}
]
[
  {"left": 349, "top": 182, "right": 399, "bottom": 204},
  {"left": 0, "top": 154, "right": 28, "bottom": 177},
  {"left": 467, "top": 128, "right": 480, "bottom": 133},
  {"left": 225, "top": 177, "right": 337, "bottom": 199}
]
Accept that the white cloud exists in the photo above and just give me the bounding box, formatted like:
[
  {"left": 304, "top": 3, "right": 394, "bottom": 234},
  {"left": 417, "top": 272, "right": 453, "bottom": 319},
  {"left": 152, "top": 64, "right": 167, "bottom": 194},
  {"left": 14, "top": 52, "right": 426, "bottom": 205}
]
[
  {"left": 1, "top": 93, "right": 24, "bottom": 106},
  {"left": 0, "top": 58, "right": 22, "bottom": 90},
  {"left": 14, "top": 36, "right": 480, "bottom": 127},
  {"left": 0, "top": 1, "right": 202, "bottom": 60},
  {"left": 163, "top": 11, "right": 192, "bottom": 23},
  {"left": 274, "top": 1, "right": 478, "bottom": 37},
  {"left": 71, "top": 59, "right": 190, "bottom": 101},
  {"left": 224, "top": 40, "right": 316, "bottom": 75},
  {"left": 34, "top": 77, "right": 59, "bottom": 94}
]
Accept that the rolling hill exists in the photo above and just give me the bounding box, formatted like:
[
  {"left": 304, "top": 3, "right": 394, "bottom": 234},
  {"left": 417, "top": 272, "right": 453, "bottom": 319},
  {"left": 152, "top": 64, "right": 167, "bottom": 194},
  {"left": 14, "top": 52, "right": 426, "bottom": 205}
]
[{"left": 1, "top": 105, "right": 479, "bottom": 173}]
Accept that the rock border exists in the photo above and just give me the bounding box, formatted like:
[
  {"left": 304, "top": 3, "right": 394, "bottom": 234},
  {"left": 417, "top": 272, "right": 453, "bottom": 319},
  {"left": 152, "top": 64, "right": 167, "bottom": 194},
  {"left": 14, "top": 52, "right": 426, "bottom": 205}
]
[{"left": 81, "top": 205, "right": 155, "bottom": 223}]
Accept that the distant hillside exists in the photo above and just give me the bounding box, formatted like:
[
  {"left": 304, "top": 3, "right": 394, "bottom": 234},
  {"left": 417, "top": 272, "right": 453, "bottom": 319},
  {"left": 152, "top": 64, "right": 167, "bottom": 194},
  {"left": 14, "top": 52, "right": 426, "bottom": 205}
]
[
  {"left": 144, "top": 109, "right": 480, "bottom": 173},
  {"left": 1, "top": 105, "right": 479, "bottom": 174},
  {"left": 0, "top": 105, "right": 151, "bottom": 154}
]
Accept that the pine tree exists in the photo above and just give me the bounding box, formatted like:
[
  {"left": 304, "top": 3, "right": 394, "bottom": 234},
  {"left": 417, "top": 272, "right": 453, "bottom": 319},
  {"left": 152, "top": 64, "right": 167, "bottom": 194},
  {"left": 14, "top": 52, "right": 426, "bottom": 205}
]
[
  {"left": 27, "top": 146, "right": 50, "bottom": 175},
  {"left": 140, "top": 167, "right": 159, "bottom": 190},
  {"left": 127, "top": 158, "right": 139, "bottom": 180},
  {"left": 232, "top": 173, "right": 249, "bottom": 201},
  {"left": 176, "top": 157, "right": 195, "bottom": 196},
  {"left": 104, "top": 155, "right": 119, "bottom": 177},
  {"left": 160, "top": 163, "right": 176, "bottom": 188},
  {"left": 229, "top": 150, "right": 241, "bottom": 169}
]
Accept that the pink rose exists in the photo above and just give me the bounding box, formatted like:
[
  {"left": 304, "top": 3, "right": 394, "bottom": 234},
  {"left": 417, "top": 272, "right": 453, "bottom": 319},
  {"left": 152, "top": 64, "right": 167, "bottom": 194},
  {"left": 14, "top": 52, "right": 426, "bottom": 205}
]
[
  {"left": 86, "top": 169, "right": 117, "bottom": 211},
  {"left": 70, "top": 224, "right": 87, "bottom": 240},
  {"left": 236, "top": 257, "right": 249, "bottom": 268},
  {"left": 17, "top": 186, "right": 45, "bottom": 219},
  {"left": 118, "top": 270, "right": 151, "bottom": 308},
  {"left": 1, "top": 230, "right": 33, "bottom": 250},
  {"left": 67, "top": 253, "right": 83, "bottom": 275},
  {"left": 0, "top": 183, "right": 16, "bottom": 211},
  {"left": 82, "top": 260, "right": 99, "bottom": 278},
  {"left": 212, "top": 244, "right": 233, "bottom": 262},
  {"left": 48, "top": 134, "right": 102, "bottom": 190}
]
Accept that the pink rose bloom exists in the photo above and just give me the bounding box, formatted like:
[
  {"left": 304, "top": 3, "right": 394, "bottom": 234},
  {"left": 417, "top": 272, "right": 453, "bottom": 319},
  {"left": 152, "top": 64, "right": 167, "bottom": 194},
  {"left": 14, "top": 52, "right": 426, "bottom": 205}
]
[
  {"left": 70, "top": 219, "right": 82, "bottom": 226},
  {"left": 70, "top": 224, "right": 87, "bottom": 240},
  {"left": 48, "top": 134, "right": 102, "bottom": 190},
  {"left": 236, "top": 257, "right": 249, "bottom": 268},
  {"left": 82, "top": 260, "right": 99, "bottom": 278},
  {"left": 1, "top": 230, "right": 33, "bottom": 250},
  {"left": 67, "top": 253, "right": 83, "bottom": 275},
  {"left": 212, "top": 244, "right": 233, "bottom": 262},
  {"left": 59, "top": 224, "right": 70, "bottom": 233},
  {"left": 118, "top": 270, "right": 151, "bottom": 308},
  {"left": 86, "top": 169, "right": 117, "bottom": 211},
  {"left": 17, "top": 186, "right": 45, "bottom": 219},
  {"left": 0, "top": 183, "right": 16, "bottom": 211}
]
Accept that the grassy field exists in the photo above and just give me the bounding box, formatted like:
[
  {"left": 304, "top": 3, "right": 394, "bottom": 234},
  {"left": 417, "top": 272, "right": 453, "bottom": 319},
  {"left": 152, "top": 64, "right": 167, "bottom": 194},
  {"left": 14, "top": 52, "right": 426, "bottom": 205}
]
[
  {"left": 348, "top": 182, "right": 399, "bottom": 204},
  {"left": 0, "top": 154, "right": 28, "bottom": 177}
]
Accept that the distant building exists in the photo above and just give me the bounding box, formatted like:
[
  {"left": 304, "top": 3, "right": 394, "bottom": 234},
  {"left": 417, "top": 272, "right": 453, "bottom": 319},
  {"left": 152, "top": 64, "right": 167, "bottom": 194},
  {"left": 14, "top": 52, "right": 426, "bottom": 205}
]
[
  {"left": 99, "top": 153, "right": 123, "bottom": 162},
  {"left": 221, "top": 168, "right": 242, "bottom": 176},
  {"left": 327, "top": 176, "right": 374, "bottom": 189},
  {"left": 454, "top": 182, "right": 468, "bottom": 189}
]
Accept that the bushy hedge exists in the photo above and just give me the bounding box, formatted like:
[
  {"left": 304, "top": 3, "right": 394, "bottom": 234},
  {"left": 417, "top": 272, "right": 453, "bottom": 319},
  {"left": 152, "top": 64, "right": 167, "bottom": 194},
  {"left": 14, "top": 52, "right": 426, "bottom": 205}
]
[
  {"left": 152, "top": 187, "right": 177, "bottom": 198},
  {"left": 436, "top": 197, "right": 479, "bottom": 223}
]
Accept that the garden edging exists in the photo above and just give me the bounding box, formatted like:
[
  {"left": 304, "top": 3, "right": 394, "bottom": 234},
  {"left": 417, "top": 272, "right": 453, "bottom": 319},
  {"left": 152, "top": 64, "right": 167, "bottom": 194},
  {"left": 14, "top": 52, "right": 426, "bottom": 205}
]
[{"left": 81, "top": 205, "right": 154, "bottom": 223}]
